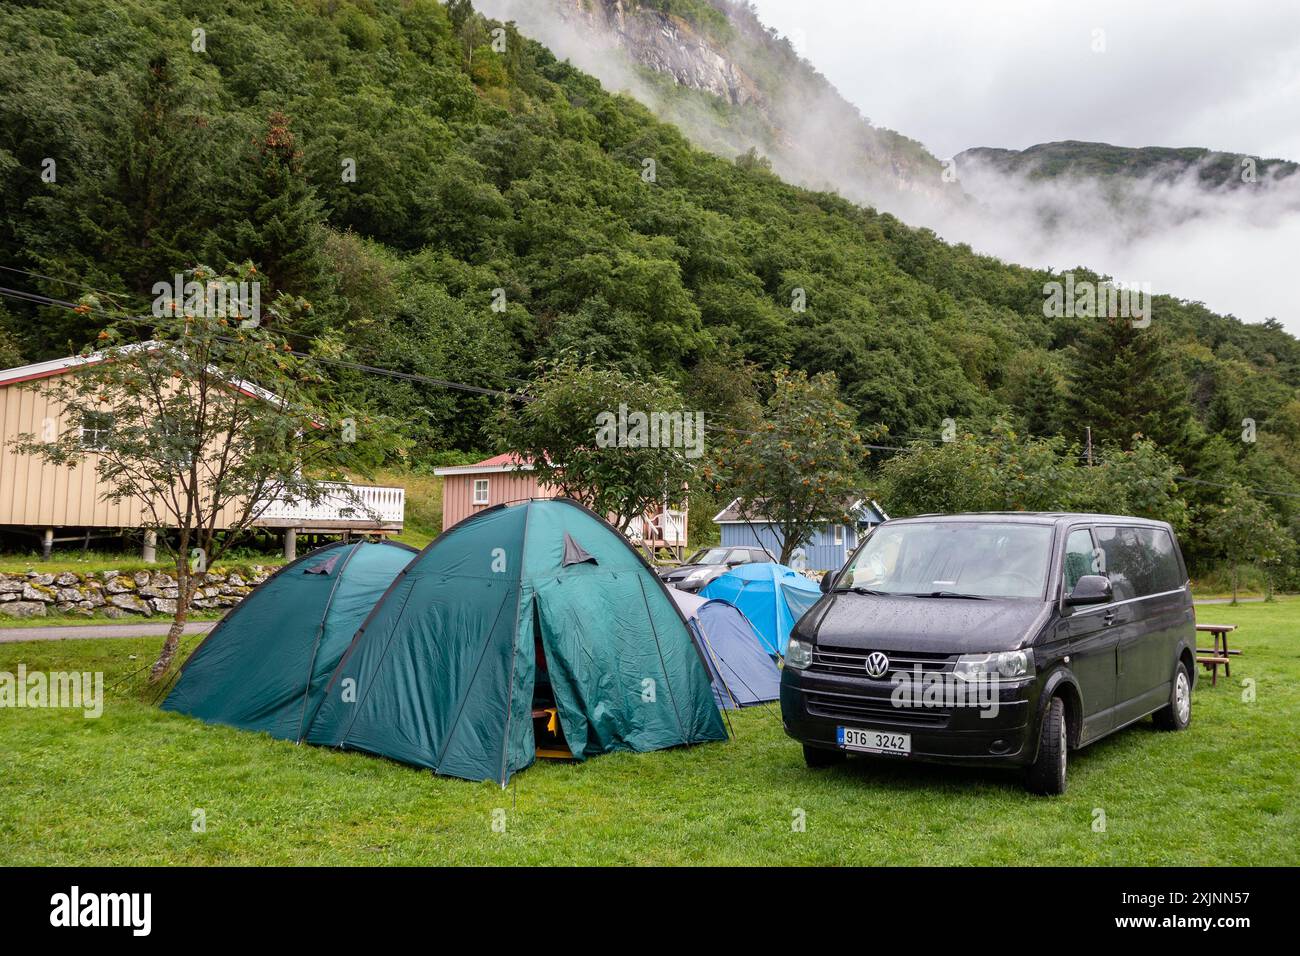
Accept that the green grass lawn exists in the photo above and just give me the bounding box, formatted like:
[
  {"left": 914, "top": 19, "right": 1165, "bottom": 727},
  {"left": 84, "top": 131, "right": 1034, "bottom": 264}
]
[{"left": 0, "top": 601, "right": 1295, "bottom": 866}]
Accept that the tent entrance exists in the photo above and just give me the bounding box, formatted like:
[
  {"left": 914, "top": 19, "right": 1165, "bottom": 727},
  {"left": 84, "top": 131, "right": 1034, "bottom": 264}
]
[{"left": 531, "top": 633, "right": 572, "bottom": 760}]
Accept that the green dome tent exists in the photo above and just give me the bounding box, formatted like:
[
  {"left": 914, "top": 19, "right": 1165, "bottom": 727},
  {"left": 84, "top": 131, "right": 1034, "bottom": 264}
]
[
  {"left": 162, "top": 539, "right": 418, "bottom": 740},
  {"left": 305, "top": 499, "right": 727, "bottom": 783}
]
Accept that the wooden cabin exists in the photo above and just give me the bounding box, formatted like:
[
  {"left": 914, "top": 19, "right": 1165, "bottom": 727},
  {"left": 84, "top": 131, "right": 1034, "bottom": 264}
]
[
  {"left": 0, "top": 352, "right": 404, "bottom": 559},
  {"left": 434, "top": 453, "right": 688, "bottom": 555}
]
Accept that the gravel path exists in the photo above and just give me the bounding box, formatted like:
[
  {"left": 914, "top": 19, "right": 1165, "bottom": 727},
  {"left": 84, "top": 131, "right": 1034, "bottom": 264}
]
[{"left": 0, "top": 621, "right": 216, "bottom": 644}]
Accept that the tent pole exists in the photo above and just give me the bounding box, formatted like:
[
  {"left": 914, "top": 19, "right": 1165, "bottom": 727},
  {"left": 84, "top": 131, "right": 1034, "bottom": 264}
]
[
  {"left": 698, "top": 627, "right": 737, "bottom": 739},
  {"left": 498, "top": 502, "right": 534, "bottom": 787},
  {"left": 636, "top": 576, "right": 692, "bottom": 743},
  {"left": 295, "top": 542, "right": 364, "bottom": 743}
]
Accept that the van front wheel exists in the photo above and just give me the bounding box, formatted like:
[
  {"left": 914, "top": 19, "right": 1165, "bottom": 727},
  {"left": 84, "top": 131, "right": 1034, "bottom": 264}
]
[
  {"left": 803, "top": 744, "right": 846, "bottom": 768},
  {"left": 1025, "top": 696, "right": 1067, "bottom": 796}
]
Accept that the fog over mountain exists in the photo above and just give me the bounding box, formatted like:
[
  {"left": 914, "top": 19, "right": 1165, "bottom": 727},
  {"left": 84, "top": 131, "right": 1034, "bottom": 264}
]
[
  {"left": 948, "top": 150, "right": 1300, "bottom": 330},
  {"left": 477, "top": 0, "right": 1300, "bottom": 330}
]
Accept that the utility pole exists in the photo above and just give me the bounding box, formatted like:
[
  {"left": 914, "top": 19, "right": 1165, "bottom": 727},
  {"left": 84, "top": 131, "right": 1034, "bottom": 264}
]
[{"left": 1084, "top": 426, "right": 1093, "bottom": 466}]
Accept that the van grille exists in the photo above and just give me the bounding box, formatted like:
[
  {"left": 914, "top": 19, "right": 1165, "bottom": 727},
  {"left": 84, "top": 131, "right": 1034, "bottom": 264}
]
[
  {"left": 811, "top": 645, "right": 957, "bottom": 681},
  {"left": 803, "top": 688, "right": 950, "bottom": 727}
]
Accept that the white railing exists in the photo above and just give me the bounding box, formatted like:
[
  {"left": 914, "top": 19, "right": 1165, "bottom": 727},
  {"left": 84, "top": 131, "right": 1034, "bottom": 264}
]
[
  {"left": 258, "top": 482, "right": 405, "bottom": 526},
  {"left": 627, "top": 509, "right": 687, "bottom": 546}
]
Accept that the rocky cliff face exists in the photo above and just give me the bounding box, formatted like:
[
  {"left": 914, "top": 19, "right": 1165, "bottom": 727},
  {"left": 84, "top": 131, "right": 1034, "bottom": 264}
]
[
  {"left": 476, "top": 0, "right": 962, "bottom": 219},
  {"left": 553, "top": 0, "right": 761, "bottom": 108}
]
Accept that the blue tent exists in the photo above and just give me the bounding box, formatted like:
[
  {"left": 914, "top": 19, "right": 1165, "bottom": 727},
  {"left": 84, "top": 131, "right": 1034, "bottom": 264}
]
[
  {"left": 698, "top": 563, "right": 821, "bottom": 656},
  {"left": 669, "top": 588, "right": 780, "bottom": 708}
]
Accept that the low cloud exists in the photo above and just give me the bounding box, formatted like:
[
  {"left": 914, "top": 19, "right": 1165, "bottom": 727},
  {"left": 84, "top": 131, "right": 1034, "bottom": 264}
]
[
  {"left": 942, "top": 158, "right": 1300, "bottom": 327},
  {"left": 477, "top": 0, "right": 1300, "bottom": 330}
]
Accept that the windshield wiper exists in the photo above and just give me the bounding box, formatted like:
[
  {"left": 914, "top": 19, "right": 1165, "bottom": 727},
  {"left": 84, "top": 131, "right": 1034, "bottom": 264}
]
[
  {"left": 832, "top": 586, "right": 891, "bottom": 596},
  {"left": 910, "top": 590, "right": 990, "bottom": 600}
]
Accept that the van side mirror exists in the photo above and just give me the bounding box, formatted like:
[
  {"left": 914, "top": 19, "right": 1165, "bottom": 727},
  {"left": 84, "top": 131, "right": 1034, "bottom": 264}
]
[
  {"left": 820, "top": 570, "right": 835, "bottom": 593},
  {"left": 1065, "top": 574, "right": 1112, "bottom": 606}
]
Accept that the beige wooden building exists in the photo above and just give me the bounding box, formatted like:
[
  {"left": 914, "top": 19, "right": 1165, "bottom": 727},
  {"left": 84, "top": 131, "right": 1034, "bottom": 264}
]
[{"left": 0, "top": 353, "right": 404, "bottom": 559}]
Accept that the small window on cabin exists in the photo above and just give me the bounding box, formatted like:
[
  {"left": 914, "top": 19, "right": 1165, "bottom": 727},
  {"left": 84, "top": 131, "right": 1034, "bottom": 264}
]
[
  {"left": 833, "top": 524, "right": 844, "bottom": 545},
  {"left": 79, "top": 412, "right": 113, "bottom": 451},
  {"left": 472, "top": 478, "right": 489, "bottom": 505}
]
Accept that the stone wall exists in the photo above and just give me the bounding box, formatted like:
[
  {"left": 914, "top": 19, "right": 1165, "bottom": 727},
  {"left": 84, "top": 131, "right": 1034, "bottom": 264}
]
[{"left": 0, "top": 567, "right": 272, "bottom": 619}]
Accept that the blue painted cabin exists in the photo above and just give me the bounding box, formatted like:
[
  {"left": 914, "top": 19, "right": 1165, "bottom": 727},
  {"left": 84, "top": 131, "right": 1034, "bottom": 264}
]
[{"left": 712, "top": 499, "right": 889, "bottom": 573}]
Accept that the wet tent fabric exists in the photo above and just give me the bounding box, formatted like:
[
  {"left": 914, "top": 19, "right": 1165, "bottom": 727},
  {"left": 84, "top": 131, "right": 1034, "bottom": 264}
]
[
  {"left": 698, "top": 563, "right": 821, "bottom": 656},
  {"left": 161, "top": 540, "right": 417, "bottom": 739},
  {"left": 305, "top": 499, "right": 727, "bottom": 784},
  {"left": 668, "top": 588, "right": 780, "bottom": 708}
]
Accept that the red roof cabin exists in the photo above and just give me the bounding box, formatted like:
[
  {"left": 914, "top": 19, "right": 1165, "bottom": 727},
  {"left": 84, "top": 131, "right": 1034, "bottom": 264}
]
[{"left": 433, "top": 454, "right": 688, "bottom": 556}]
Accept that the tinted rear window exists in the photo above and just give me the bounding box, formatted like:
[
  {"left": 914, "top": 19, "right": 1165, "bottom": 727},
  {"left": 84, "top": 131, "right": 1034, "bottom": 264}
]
[{"left": 1095, "top": 526, "right": 1183, "bottom": 599}]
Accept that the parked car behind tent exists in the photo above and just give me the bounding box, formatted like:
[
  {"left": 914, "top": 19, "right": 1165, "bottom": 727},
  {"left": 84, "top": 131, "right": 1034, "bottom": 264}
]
[
  {"left": 162, "top": 539, "right": 418, "bottom": 738},
  {"left": 303, "top": 499, "right": 727, "bottom": 783},
  {"left": 699, "top": 563, "right": 821, "bottom": 656},
  {"left": 668, "top": 588, "right": 780, "bottom": 708}
]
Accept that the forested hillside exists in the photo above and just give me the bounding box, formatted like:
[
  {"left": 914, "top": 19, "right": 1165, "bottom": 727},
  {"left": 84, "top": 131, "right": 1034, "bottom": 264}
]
[{"left": 1, "top": 0, "right": 1298, "bottom": 576}]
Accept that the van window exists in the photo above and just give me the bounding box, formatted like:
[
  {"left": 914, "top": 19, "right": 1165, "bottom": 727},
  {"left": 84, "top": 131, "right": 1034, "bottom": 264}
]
[
  {"left": 1142, "top": 527, "right": 1184, "bottom": 592},
  {"left": 1063, "top": 528, "right": 1095, "bottom": 593},
  {"left": 1095, "top": 526, "right": 1181, "bottom": 599}
]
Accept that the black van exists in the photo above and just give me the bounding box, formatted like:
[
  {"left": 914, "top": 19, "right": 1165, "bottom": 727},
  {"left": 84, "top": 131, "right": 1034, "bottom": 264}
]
[{"left": 781, "top": 513, "right": 1197, "bottom": 794}]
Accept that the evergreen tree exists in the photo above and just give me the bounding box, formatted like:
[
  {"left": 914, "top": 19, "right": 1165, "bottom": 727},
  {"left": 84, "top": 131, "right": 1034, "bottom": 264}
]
[
  {"left": 1001, "top": 348, "right": 1067, "bottom": 436},
  {"left": 1067, "top": 316, "right": 1193, "bottom": 452},
  {"left": 92, "top": 55, "right": 217, "bottom": 294},
  {"left": 223, "top": 112, "right": 332, "bottom": 313}
]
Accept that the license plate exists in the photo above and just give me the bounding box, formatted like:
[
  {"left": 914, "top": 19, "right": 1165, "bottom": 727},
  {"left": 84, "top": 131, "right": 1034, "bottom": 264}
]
[{"left": 837, "top": 726, "right": 911, "bottom": 755}]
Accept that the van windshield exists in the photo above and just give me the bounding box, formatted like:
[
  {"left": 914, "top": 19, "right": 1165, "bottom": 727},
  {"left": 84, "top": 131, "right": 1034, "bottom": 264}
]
[{"left": 836, "top": 522, "right": 1053, "bottom": 599}]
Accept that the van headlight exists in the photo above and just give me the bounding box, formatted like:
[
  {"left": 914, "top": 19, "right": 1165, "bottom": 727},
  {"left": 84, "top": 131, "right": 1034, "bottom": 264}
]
[
  {"left": 786, "top": 637, "right": 814, "bottom": 670},
  {"left": 953, "top": 649, "right": 1034, "bottom": 682}
]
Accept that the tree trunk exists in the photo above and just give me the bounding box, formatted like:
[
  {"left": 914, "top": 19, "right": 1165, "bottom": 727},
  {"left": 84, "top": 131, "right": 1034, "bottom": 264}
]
[
  {"left": 149, "top": 562, "right": 203, "bottom": 683},
  {"left": 1230, "top": 564, "right": 1239, "bottom": 606},
  {"left": 149, "top": 603, "right": 190, "bottom": 683}
]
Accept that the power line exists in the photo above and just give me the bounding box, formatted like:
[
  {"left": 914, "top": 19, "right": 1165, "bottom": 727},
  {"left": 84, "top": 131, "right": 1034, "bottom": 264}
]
[
  {"left": 6, "top": 279, "right": 1300, "bottom": 503},
  {"left": 1174, "top": 475, "right": 1300, "bottom": 500},
  {"left": 0, "top": 265, "right": 151, "bottom": 311},
  {"left": 3, "top": 264, "right": 540, "bottom": 388},
  {"left": 0, "top": 284, "right": 526, "bottom": 401},
  {"left": 287, "top": 352, "right": 522, "bottom": 400}
]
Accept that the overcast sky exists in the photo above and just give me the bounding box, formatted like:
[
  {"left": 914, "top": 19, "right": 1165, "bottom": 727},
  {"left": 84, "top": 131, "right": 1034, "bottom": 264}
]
[{"left": 750, "top": 0, "right": 1300, "bottom": 162}]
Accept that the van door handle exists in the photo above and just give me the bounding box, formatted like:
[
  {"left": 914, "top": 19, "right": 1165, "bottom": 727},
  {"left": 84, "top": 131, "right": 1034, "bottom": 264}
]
[{"left": 1103, "top": 609, "right": 1117, "bottom": 626}]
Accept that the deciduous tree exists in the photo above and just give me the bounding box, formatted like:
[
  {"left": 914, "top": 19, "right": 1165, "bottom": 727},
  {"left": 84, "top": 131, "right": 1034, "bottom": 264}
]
[
  {"left": 16, "top": 266, "right": 386, "bottom": 681},
  {"left": 711, "top": 369, "right": 865, "bottom": 564}
]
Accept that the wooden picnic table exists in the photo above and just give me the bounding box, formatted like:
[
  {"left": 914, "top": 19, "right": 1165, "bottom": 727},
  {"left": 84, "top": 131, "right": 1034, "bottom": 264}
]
[{"left": 1195, "top": 623, "right": 1238, "bottom": 686}]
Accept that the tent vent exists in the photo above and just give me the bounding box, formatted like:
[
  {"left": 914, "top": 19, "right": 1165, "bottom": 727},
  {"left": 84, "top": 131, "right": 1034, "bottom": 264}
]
[
  {"left": 304, "top": 553, "right": 343, "bottom": 575},
  {"left": 561, "top": 532, "right": 597, "bottom": 567}
]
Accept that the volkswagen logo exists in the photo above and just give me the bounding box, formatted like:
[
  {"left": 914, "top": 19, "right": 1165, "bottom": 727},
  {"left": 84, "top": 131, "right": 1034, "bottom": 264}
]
[{"left": 864, "top": 651, "right": 890, "bottom": 679}]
